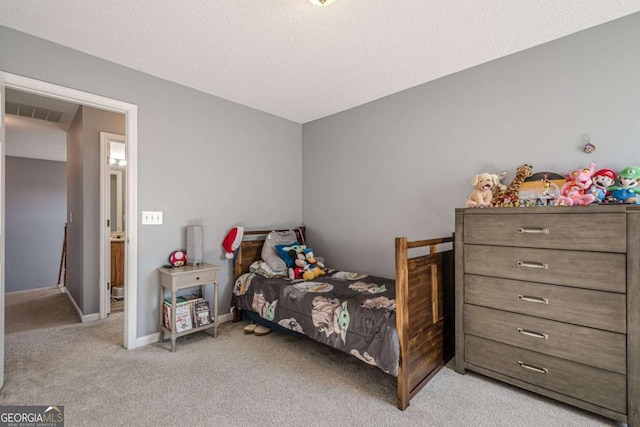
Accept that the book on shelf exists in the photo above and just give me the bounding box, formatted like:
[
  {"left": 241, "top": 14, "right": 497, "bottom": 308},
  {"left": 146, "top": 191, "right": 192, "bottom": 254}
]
[
  {"left": 163, "top": 303, "right": 171, "bottom": 330},
  {"left": 174, "top": 304, "right": 193, "bottom": 332},
  {"left": 193, "top": 300, "right": 211, "bottom": 327},
  {"left": 163, "top": 294, "right": 204, "bottom": 329}
]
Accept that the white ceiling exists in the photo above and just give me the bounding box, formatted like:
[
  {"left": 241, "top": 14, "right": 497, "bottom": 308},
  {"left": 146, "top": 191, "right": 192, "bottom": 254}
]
[{"left": 1, "top": 1, "right": 640, "bottom": 123}]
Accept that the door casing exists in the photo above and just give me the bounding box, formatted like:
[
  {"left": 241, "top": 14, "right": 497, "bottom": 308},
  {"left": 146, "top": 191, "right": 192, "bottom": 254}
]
[{"left": 0, "top": 72, "right": 140, "bottom": 393}]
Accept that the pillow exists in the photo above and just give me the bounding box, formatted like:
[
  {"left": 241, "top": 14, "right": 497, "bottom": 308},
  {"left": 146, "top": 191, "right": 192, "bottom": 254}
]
[
  {"left": 275, "top": 243, "right": 306, "bottom": 268},
  {"left": 261, "top": 230, "right": 298, "bottom": 271}
]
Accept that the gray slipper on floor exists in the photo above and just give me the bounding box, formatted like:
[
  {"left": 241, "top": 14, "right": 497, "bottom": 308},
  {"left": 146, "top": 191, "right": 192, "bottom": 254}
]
[
  {"left": 253, "top": 325, "right": 271, "bottom": 336},
  {"left": 243, "top": 323, "right": 258, "bottom": 334}
]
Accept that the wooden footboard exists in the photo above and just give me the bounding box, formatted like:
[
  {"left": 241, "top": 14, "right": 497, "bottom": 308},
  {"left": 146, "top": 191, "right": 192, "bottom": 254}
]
[{"left": 395, "top": 235, "right": 455, "bottom": 410}]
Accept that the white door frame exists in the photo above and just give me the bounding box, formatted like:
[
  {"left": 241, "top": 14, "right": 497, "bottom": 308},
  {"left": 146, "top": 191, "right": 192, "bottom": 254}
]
[
  {"left": 100, "top": 132, "right": 126, "bottom": 318},
  {"left": 0, "top": 72, "right": 139, "bottom": 358}
]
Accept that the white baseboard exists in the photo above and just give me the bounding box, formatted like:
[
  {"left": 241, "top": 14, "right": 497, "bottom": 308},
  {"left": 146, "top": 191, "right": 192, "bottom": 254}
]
[
  {"left": 82, "top": 313, "right": 100, "bottom": 322},
  {"left": 63, "top": 289, "right": 99, "bottom": 323},
  {"left": 219, "top": 312, "right": 233, "bottom": 323},
  {"left": 136, "top": 332, "right": 161, "bottom": 348},
  {"left": 64, "top": 289, "right": 82, "bottom": 321},
  {"left": 134, "top": 312, "right": 234, "bottom": 349}
]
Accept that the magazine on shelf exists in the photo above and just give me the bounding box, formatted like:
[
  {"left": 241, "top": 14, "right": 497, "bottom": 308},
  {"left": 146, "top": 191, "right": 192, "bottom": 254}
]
[
  {"left": 174, "top": 304, "right": 193, "bottom": 333},
  {"left": 193, "top": 300, "right": 211, "bottom": 327},
  {"left": 163, "top": 294, "right": 203, "bottom": 329}
]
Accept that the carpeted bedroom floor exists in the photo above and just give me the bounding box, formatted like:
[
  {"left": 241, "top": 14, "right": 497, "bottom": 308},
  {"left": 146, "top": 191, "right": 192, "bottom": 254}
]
[{"left": 2, "top": 287, "right": 619, "bottom": 426}]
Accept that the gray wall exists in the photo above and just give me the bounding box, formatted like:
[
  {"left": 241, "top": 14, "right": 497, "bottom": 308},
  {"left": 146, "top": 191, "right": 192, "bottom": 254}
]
[
  {"left": 66, "top": 108, "right": 83, "bottom": 308},
  {"left": 0, "top": 25, "right": 302, "bottom": 337},
  {"left": 302, "top": 12, "right": 640, "bottom": 278},
  {"left": 5, "top": 157, "right": 66, "bottom": 292},
  {"left": 65, "top": 106, "right": 125, "bottom": 314},
  {"left": 81, "top": 106, "right": 125, "bottom": 314}
]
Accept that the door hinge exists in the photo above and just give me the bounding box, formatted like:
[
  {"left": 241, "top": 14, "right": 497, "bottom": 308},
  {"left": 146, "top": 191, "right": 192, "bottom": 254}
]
[
  {"left": 107, "top": 219, "right": 110, "bottom": 227},
  {"left": 107, "top": 282, "right": 111, "bottom": 290}
]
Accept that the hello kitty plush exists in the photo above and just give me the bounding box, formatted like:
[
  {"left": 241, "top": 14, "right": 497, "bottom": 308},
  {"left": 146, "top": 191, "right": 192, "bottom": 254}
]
[{"left": 557, "top": 163, "right": 596, "bottom": 206}]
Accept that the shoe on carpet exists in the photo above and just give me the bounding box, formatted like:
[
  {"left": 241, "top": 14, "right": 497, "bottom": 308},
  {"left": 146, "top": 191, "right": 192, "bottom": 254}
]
[
  {"left": 253, "top": 325, "right": 271, "bottom": 336},
  {"left": 243, "top": 323, "right": 258, "bottom": 334}
]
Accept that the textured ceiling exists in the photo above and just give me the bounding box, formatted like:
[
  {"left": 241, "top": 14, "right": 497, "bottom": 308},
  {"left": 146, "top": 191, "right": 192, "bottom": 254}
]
[{"left": 1, "top": 1, "right": 639, "bottom": 123}]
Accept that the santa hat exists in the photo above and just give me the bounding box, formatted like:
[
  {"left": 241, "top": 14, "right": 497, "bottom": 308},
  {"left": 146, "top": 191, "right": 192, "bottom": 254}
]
[{"left": 222, "top": 227, "right": 244, "bottom": 259}]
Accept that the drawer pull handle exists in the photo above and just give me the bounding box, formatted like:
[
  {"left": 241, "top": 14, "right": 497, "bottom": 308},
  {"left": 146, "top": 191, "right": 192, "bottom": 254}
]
[
  {"left": 518, "top": 361, "right": 548, "bottom": 374},
  {"left": 518, "top": 227, "right": 549, "bottom": 234},
  {"left": 517, "top": 261, "right": 548, "bottom": 270},
  {"left": 518, "top": 295, "right": 549, "bottom": 304},
  {"left": 517, "top": 328, "right": 548, "bottom": 340}
]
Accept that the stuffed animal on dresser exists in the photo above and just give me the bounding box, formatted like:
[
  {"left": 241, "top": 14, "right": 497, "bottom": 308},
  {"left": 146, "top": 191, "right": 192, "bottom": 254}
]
[
  {"left": 557, "top": 163, "right": 596, "bottom": 206},
  {"left": 588, "top": 168, "right": 616, "bottom": 202},
  {"left": 490, "top": 171, "right": 508, "bottom": 197},
  {"left": 492, "top": 164, "right": 533, "bottom": 207},
  {"left": 610, "top": 166, "right": 640, "bottom": 203},
  {"left": 465, "top": 173, "right": 494, "bottom": 208}
]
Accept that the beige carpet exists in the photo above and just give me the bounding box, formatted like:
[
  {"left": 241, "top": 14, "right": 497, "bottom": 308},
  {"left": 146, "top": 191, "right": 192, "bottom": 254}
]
[
  {"left": 2, "top": 288, "right": 618, "bottom": 426},
  {"left": 4, "top": 287, "right": 79, "bottom": 334}
]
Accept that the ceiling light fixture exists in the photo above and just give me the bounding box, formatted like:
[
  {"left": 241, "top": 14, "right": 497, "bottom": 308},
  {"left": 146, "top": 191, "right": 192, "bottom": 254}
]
[{"left": 309, "top": 0, "right": 336, "bottom": 6}]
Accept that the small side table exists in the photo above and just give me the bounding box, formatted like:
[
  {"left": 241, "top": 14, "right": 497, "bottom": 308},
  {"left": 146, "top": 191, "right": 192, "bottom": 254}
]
[{"left": 158, "top": 263, "right": 220, "bottom": 351}]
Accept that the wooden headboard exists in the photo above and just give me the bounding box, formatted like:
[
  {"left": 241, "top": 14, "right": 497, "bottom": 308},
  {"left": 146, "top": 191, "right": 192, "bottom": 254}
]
[{"left": 233, "top": 227, "right": 306, "bottom": 280}]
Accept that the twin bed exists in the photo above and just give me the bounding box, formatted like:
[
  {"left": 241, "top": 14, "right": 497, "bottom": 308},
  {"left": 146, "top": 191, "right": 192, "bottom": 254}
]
[{"left": 230, "top": 227, "right": 455, "bottom": 410}]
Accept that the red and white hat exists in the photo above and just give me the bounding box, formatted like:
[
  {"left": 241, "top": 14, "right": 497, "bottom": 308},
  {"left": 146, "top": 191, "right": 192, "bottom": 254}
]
[
  {"left": 593, "top": 168, "right": 616, "bottom": 180},
  {"left": 222, "top": 227, "right": 244, "bottom": 259}
]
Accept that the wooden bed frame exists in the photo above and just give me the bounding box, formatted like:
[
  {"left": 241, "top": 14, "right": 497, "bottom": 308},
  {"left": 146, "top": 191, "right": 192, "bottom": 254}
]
[{"left": 231, "top": 227, "right": 455, "bottom": 410}]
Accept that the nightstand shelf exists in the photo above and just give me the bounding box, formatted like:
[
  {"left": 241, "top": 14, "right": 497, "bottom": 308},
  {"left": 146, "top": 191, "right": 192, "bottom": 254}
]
[{"left": 158, "top": 263, "right": 220, "bottom": 351}]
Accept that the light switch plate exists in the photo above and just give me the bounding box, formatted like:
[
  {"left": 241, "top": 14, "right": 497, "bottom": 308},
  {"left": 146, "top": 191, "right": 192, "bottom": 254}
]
[{"left": 142, "top": 211, "right": 163, "bottom": 225}]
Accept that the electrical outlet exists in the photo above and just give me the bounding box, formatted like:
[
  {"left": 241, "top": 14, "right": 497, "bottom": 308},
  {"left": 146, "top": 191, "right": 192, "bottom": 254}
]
[{"left": 142, "top": 211, "right": 163, "bottom": 225}]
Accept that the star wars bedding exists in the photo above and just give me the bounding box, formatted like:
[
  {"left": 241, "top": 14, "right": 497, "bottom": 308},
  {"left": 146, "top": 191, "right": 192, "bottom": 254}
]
[{"left": 232, "top": 271, "right": 399, "bottom": 376}]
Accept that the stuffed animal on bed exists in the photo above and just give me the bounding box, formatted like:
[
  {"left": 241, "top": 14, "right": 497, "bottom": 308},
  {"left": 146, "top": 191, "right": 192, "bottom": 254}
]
[
  {"left": 301, "top": 248, "right": 326, "bottom": 280},
  {"left": 261, "top": 230, "right": 298, "bottom": 272},
  {"left": 289, "top": 248, "right": 326, "bottom": 280}
]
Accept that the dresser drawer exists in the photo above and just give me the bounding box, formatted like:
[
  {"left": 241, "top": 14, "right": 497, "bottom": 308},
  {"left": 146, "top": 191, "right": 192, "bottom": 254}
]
[
  {"left": 464, "top": 275, "right": 626, "bottom": 333},
  {"left": 464, "top": 304, "right": 626, "bottom": 374},
  {"left": 464, "top": 245, "right": 625, "bottom": 293},
  {"left": 463, "top": 213, "right": 626, "bottom": 252},
  {"left": 175, "top": 269, "right": 218, "bottom": 287},
  {"left": 465, "top": 335, "right": 627, "bottom": 414}
]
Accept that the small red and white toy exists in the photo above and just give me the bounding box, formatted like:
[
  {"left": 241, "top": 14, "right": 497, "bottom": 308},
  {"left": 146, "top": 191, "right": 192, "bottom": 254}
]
[{"left": 168, "top": 250, "right": 187, "bottom": 267}]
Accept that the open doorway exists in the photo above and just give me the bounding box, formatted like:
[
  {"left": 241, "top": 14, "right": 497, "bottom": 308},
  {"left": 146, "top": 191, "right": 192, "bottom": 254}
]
[
  {"left": 0, "top": 72, "right": 139, "bottom": 370},
  {"left": 101, "top": 132, "right": 127, "bottom": 316},
  {"left": 4, "top": 88, "right": 126, "bottom": 327}
]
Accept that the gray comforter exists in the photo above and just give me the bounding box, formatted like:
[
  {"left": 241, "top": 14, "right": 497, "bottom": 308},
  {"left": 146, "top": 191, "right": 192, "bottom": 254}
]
[{"left": 232, "top": 270, "right": 399, "bottom": 376}]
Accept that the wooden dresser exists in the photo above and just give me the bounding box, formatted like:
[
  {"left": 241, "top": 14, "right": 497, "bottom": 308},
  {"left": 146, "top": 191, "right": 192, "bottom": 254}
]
[{"left": 455, "top": 205, "right": 639, "bottom": 425}]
